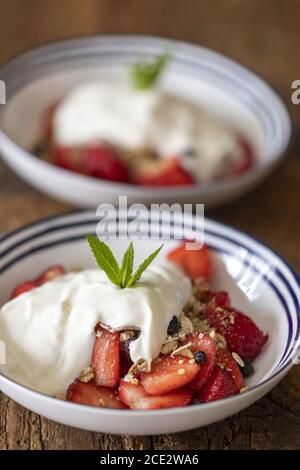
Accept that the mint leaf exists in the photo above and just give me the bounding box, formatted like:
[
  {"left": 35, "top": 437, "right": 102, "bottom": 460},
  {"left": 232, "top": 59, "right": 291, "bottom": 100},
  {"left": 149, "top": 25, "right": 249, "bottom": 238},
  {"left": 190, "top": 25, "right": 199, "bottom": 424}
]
[
  {"left": 126, "top": 244, "right": 164, "bottom": 287},
  {"left": 131, "top": 51, "right": 171, "bottom": 90},
  {"left": 120, "top": 242, "right": 134, "bottom": 287},
  {"left": 86, "top": 235, "right": 121, "bottom": 286}
]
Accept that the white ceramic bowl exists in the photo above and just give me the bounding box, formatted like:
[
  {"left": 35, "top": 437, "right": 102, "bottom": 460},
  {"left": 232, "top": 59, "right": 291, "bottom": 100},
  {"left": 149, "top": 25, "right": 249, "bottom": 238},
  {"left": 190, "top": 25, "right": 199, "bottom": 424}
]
[
  {"left": 0, "top": 35, "right": 292, "bottom": 209},
  {"left": 0, "top": 210, "right": 299, "bottom": 435}
]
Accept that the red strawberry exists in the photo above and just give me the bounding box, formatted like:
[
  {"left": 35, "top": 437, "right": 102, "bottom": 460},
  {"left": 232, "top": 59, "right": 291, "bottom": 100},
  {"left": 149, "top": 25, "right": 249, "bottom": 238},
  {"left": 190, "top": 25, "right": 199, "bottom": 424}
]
[
  {"left": 132, "top": 389, "right": 193, "bottom": 410},
  {"left": 135, "top": 158, "right": 194, "bottom": 186},
  {"left": 35, "top": 265, "right": 65, "bottom": 286},
  {"left": 205, "top": 307, "right": 268, "bottom": 361},
  {"left": 167, "top": 243, "right": 212, "bottom": 281},
  {"left": 118, "top": 379, "right": 148, "bottom": 408},
  {"left": 216, "top": 348, "right": 244, "bottom": 392},
  {"left": 187, "top": 333, "right": 217, "bottom": 391},
  {"left": 10, "top": 281, "right": 36, "bottom": 299},
  {"left": 52, "top": 146, "right": 87, "bottom": 173},
  {"left": 198, "top": 366, "right": 236, "bottom": 402},
  {"left": 92, "top": 327, "right": 120, "bottom": 388},
  {"left": 140, "top": 356, "right": 199, "bottom": 395},
  {"left": 208, "top": 291, "right": 230, "bottom": 309},
  {"left": 66, "top": 380, "right": 126, "bottom": 408},
  {"left": 84, "top": 146, "right": 130, "bottom": 182}
]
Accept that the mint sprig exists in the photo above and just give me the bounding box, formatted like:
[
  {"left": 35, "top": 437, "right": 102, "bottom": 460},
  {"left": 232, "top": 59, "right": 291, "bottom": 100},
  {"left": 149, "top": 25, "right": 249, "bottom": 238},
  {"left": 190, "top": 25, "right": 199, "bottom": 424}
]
[
  {"left": 87, "top": 235, "right": 163, "bottom": 288},
  {"left": 131, "top": 51, "right": 171, "bottom": 90}
]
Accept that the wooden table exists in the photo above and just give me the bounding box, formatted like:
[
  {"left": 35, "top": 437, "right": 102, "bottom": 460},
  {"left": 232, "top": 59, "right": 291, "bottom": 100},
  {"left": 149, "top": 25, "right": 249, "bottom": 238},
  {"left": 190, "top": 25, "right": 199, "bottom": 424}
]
[{"left": 0, "top": 0, "right": 300, "bottom": 450}]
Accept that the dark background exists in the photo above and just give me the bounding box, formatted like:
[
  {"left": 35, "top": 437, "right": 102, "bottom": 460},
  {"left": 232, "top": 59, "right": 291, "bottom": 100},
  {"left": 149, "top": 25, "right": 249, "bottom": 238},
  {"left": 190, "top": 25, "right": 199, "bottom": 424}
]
[{"left": 0, "top": 0, "right": 300, "bottom": 450}]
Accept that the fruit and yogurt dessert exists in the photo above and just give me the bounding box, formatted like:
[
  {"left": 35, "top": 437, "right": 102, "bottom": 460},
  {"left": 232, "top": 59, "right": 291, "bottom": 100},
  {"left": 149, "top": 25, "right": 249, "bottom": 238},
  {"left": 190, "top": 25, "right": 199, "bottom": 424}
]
[
  {"left": 0, "top": 238, "right": 268, "bottom": 410},
  {"left": 34, "top": 53, "right": 254, "bottom": 186}
]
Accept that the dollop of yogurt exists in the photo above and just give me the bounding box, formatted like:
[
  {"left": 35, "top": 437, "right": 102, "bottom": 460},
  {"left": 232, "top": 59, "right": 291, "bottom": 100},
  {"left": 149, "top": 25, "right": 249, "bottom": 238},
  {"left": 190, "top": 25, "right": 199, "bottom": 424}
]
[
  {"left": 53, "top": 82, "right": 243, "bottom": 181},
  {"left": 0, "top": 262, "right": 191, "bottom": 395}
]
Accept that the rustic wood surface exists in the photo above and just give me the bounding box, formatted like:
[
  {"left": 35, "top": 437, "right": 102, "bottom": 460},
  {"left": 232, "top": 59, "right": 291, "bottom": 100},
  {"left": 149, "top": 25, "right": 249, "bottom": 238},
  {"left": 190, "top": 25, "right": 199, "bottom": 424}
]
[{"left": 0, "top": 0, "right": 300, "bottom": 450}]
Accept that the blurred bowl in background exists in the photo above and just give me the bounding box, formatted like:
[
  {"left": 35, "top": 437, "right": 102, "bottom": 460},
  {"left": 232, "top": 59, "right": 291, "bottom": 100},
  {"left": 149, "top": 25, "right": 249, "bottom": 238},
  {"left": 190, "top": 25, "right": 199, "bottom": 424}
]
[{"left": 0, "top": 35, "right": 292, "bottom": 208}]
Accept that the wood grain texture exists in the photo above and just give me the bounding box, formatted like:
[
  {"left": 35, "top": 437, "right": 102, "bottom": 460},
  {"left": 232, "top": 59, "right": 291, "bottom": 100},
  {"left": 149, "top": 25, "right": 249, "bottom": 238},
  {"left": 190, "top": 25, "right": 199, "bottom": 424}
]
[{"left": 0, "top": 0, "right": 300, "bottom": 450}]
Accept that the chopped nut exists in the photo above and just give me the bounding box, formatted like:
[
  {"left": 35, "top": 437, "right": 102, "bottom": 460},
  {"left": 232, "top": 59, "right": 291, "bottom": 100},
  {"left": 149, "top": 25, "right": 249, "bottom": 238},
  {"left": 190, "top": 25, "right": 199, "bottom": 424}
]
[
  {"left": 232, "top": 352, "right": 245, "bottom": 367},
  {"left": 96, "top": 329, "right": 103, "bottom": 338},
  {"left": 171, "top": 341, "right": 192, "bottom": 357},
  {"left": 240, "top": 386, "right": 248, "bottom": 393},
  {"left": 127, "top": 358, "right": 151, "bottom": 378},
  {"left": 98, "top": 398, "right": 106, "bottom": 407},
  {"left": 177, "top": 368, "right": 186, "bottom": 375},
  {"left": 178, "top": 359, "right": 184, "bottom": 365},
  {"left": 188, "top": 358, "right": 196, "bottom": 364},
  {"left": 130, "top": 378, "right": 139, "bottom": 385},
  {"left": 161, "top": 339, "right": 179, "bottom": 355},
  {"left": 79, "top": 366, "right": 94, "bottom": 383},
  {"left": 120, "top": 330, "right": 136, "bottom": 342},
  {"left": 179, "top": 312, "right": 194, "bottom": 334},
  {"left": 229, "top": 314, "right": 235, "bottom": 325},
  {"left": 209, "top": 330, "right": 216, "bottom": 339}
]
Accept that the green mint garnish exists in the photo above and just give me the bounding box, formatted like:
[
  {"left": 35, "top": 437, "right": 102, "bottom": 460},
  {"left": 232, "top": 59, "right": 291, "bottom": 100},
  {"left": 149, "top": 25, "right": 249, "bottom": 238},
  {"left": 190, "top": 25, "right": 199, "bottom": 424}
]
[
  {"left": 86, "top": 235, "right": 163, "bottom": 288},
  {"left": 131, "top": 51, "right": 171, "bottom": 90}
]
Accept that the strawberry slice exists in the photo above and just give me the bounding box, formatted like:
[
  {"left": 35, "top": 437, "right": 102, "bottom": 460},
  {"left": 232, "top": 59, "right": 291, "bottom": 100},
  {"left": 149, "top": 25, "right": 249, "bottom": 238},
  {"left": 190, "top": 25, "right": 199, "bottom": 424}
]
[
  {"left": 66, "top": 380, "right": 126, "bottom": 408},
  {"left": 52, "top": 146, "right": 87, "bottom": 173},
  {"left": 84, "top": 146, "right": 130, "bottom": 182},
  {"left": 140, "top": 356, "right": 199, "bottom": 395},
  {"left": 132, "top": 389, "right": 193, "bottom": 410},
  {"left": 10, "top": 281, "right": 36, "bottom": 299},
  {"left": 92, "top": 327, "right": 120, "bottom": 388},
  {"left": 205, "top": 307, "right": 268, "bottom": 361},
  {"left": 208, "top": 291, "right": 230, "bottom": 309},
  {"left": 216, "top": 348, "right": 244, "bottom": 392},
  {"left": 135, "top": 158, "right": 194, "bottom": 186},
  {"left": 187, "top": 333, "right": 217, "bottom": 391},
  {"left": 118, "top": 379, "right": 148, "bottom": 408},
  {"left": 197, "top": 366, "right": 236, "bottom": 402},
  {"left": 167, "top": 242, "right": 212, "bottom": 280},
  {"left": 35, "top": 265, "right": 65, "bottom": 286}
]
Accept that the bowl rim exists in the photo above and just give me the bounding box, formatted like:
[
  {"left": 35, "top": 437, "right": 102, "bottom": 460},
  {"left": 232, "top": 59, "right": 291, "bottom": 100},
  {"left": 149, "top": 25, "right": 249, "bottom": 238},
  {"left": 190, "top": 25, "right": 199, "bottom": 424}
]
[
  {"left": 0, "top": 33, "right": 294, "bottom": 196},
  {"left": 0, "top": 209, "right": 299, "bottom": 417}
]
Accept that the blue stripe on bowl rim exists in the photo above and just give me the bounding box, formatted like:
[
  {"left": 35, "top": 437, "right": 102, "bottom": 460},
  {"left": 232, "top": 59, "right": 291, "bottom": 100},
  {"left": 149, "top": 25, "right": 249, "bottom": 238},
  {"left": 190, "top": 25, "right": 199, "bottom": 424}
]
[
  {"left": 0, "top": 35, "right": 292, "bottom": 166},
  {"left": 0, "top": 210, "right": 299, "bottom": 377}
]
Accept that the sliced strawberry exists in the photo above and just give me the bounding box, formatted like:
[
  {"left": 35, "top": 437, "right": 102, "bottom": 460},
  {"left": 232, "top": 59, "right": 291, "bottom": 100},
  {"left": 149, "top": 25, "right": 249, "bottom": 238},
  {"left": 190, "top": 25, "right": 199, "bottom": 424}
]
[
  {"left": 10, "top": 281, "right": 36, "bottom": 299},
  {"left": 52, "top": 146, "right": 87, "bottom": 173},
  {"left": 118, "top": 379, "right": 148, "bottom": 408},
  {"left": 140, "top": 356, "right": 199, "bottom": 395},
  {"left": 135, "top": 158, "right": 194, "bottom": 186},
  {"left": 216, "top": 348, "right": 244, "bottom": 392},
  {"left": 84, "top": 146, "right": 130, "bottom": 182},
  {"left": 167, "top": 242, "right": 212, "bottom": 281},
  {"left": 132, "top": 389, "right": 193, "bottom": 410},
  {"left": 92, "top": 327, "right": 120, "bottom": 388},
  {"left": 205, "top": 307, "right": 268, "bottom": 361},
  {"left": 35, "top": 265, "right": 65, "bottom": 286},
  {"left": 208, "top": 291, "right": 230, "bottom": 309},
  {"left": 187, "top": 333, "right": 217, "bottom": 391},
  {"left": 66, "top": 380, "right": 126, "bottom": 408},
  {"left": 198, "top": 366, "right": 236, "bottom": 402}
]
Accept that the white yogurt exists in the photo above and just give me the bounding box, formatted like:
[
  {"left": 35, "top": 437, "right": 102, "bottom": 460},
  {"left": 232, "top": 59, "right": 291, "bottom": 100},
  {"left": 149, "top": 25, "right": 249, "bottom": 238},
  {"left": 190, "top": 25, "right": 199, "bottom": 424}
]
[
  {"left": 0, "top": 262, "right": 191, "bottom": 395},
  {"left": 53, "top": 82, "right": 243, "bottom": 181}
]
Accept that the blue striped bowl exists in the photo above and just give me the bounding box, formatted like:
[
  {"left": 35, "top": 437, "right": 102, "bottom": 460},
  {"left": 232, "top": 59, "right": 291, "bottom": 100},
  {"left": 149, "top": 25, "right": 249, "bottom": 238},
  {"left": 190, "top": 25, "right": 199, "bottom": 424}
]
[
  {"left": 0, "top": 35, "right": 292, "bottom": 208},
  {"left": 0, "top": 211, "right": 299, "bottom": 434}
]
